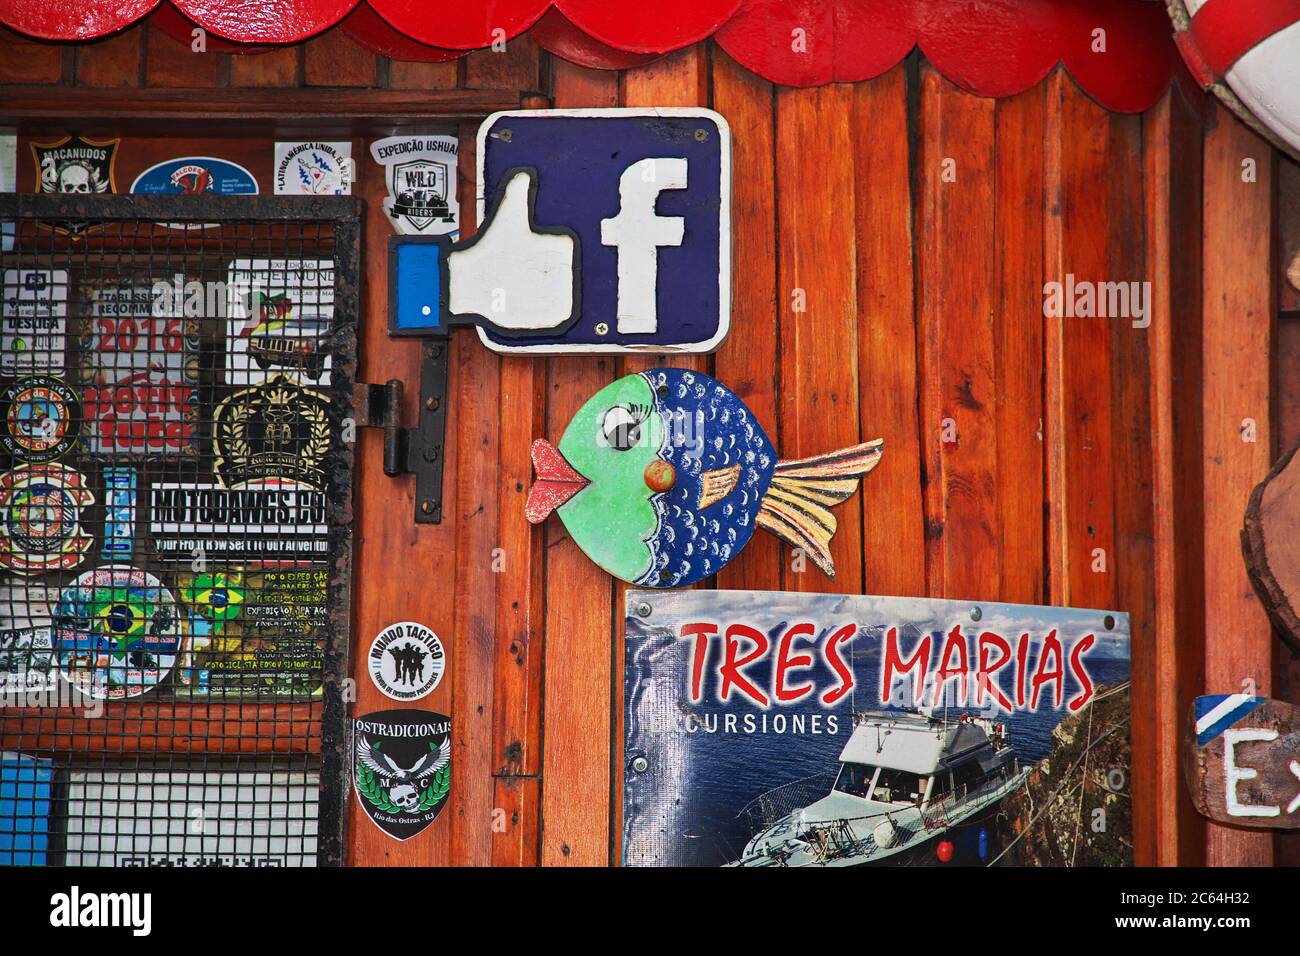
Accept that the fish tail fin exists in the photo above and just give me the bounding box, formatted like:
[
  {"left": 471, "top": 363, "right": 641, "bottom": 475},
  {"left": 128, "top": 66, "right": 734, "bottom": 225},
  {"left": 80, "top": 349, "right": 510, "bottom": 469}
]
[{"left": 756, "top": 440, "right": 884, "bottom": 577}]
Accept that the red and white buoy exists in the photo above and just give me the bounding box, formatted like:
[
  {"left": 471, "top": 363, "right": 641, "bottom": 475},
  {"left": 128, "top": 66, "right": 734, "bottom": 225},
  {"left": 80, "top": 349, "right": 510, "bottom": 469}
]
[{"left": 1171, "top": 0, "right": 1300, "bottom": 159}]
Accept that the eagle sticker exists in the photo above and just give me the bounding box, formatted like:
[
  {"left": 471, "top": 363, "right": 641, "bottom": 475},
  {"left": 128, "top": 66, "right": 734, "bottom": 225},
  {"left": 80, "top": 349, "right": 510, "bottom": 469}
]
[{"left": 353, "top": 709, "right": 451, "bottom": 840}]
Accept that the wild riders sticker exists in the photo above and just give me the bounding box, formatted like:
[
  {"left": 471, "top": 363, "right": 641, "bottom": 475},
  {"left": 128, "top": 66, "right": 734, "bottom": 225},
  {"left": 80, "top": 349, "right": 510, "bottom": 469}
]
[
  {"left": 213, "top": 375, "right": 332, "bottom": 490},
  {"left": 52, "top": 565, "right": 183, "bottom": 700},
  {"left": 147, "top": 480, "right": 329, "bottom": 562},
  {"left": 354, "top": 710, "right": 452, "bottom": 840},
  {"left": 2, "top": 268, "right": 67, "bottom": 373},
  {"left": 30, "top": 135, "right": 119, "bottom": 235},
  {"left": 370, "top": 135, "right": 459, "bottom": 236},
  {"left": 274, "top": 141, "right": 352, "bottom": 195},
  {"left": 367, "top": 621, "right": 446, "bottom": 702},
  {"left": 225, "top": 259, "right": 334, "bottom": 386},
  {"left": 0, "top": 375, "right": 80, "bottom": 462},
  {"left": 0, "top": 463, "right": 94, "bottom": 575}
]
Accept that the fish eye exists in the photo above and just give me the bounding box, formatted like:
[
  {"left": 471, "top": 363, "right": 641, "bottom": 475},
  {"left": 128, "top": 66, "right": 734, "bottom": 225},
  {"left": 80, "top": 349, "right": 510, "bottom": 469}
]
[{"left": 601, "top": 404, "right": 649, "bottom": 451}]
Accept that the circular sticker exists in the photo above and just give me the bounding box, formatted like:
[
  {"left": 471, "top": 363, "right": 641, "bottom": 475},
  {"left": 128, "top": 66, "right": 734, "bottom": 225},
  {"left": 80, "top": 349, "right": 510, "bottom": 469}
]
[
  {"left": 0, "top": 376, "right": 80, "bottom": 461},
  {"left": 0, "top": 463, "right": 94, "bottom": 575},
  {"left": 367, "top": 621, "right": 445, "bottom": 702},
  {"left": 53, "top": 565, "right": 184, "bottom": 700}
]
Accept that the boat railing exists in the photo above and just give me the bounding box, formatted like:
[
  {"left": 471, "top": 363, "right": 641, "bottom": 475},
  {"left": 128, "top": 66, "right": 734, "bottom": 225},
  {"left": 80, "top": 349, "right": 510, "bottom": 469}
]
[
  {"left": 736, "top": 771, "right": 837, "bottom": 833},
  {"left": 921, "top": 762, "right": 1024, "bottom": 832}
]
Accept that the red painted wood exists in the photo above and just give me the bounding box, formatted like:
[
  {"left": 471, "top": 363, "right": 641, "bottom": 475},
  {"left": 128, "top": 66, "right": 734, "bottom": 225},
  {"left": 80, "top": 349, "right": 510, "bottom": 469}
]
[
  {"left": 0, "top": 0, "right": 159, "bottom": 42},
  {"left": 340, "top": 3, "right": 462, "bottom": 62},
  {"left": 368, "top": 0, "right": 548, "bottom": 51},
  {"left": 530, "top": 8, "right": 660, "bottom": 71},
  {"left": 148, "top": 4, "right": 269, "bottom": 54},
  {"left": 173, "top": 0, "right": 358, "bottom": 44},
  {"left": 1, "top": 0, "right": 1194, "bottom": 111},
  {"left": 557, "top": 0, "right": 738, "bottom": 54}
]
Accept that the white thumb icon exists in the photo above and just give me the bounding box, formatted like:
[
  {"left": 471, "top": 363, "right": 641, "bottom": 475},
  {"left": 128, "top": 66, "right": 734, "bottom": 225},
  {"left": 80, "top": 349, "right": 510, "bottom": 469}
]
[{"left": 447, "top": 168, "right": 578, "bottom": 334}]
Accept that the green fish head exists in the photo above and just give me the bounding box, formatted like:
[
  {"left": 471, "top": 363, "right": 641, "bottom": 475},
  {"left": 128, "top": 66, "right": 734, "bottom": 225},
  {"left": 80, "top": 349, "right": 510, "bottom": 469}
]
[{"left": 526, "top": 373, "right": 664, "bottom": 583}]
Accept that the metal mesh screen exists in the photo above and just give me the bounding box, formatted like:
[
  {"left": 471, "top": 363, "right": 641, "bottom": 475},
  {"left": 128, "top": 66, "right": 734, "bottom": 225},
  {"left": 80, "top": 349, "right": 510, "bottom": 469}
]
[{"left": 0, "top": 196, "right": 358, "bottom": 867}]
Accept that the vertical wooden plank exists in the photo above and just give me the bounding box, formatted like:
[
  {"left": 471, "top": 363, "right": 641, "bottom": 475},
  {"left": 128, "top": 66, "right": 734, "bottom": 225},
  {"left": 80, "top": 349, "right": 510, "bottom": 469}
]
[
  {"left": 75, "top": 27, "right": 142, "bottom": 88},
  {"left": 1044, "top": 69, "right": 1116, "bottom": 613},
  {"left": 491, "top": 776, "right": 541, "bottom": 866},
  {"left": 229, "top": 48, "right": 300, "bottom": 87},
  {"left": 539, "top": 59, "right": 618, "bottom": 867},
  {"left": 775, "top": 82, "right": 863, "bottom": 594},
  {"left": 387, "top": 59, "right": 459, "bottom": 91},
  {"left": 463, "top": 34, "right": 540, "bottom": 91},
  {"left": 144, "top": 24, "right": 219, "bottom": 87},
  {"left": 348, "top": 139, "right": 460, "bottom": 867},
  {"left": 915, "top": 65, "right": 998, "bottom": 602},
  {"left": 712, "top": 48, "right": 783, "bottom": 591},
  {"left": 303, "top": 30, "right": 377, "bottom": 87},
  {"left": 993, "top": 85, "right": 1045, "bottom": 606},
  {"left": 1106, "top": 109, "right": 1157, "bottom": 866},
  {"left": 0, "top": 28, "right": 67, "bottom": 85},
  {"left": 1145, "top": 91, "right": 1207, "bottom": 867},
  {"left": 448, "top": 122, "right": 498, "bottom": 867},
  {"left": 853, "top": 63, "right": 925, "bottom": 599},
  {"left": 1201, "top": 105, "right": 1276, "bottom": 867}
]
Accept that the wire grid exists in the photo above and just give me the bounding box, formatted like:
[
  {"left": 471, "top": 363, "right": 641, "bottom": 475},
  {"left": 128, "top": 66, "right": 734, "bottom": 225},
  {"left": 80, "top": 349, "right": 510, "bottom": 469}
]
[{"left": 0, "top": 209, "right": 353, "bottom": 867}]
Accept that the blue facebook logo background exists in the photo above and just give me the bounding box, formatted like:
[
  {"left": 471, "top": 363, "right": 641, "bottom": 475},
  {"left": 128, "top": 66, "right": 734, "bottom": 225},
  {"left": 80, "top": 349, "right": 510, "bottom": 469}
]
[{"left": 477, "top": 111, "right": 727, "bottom": 351}]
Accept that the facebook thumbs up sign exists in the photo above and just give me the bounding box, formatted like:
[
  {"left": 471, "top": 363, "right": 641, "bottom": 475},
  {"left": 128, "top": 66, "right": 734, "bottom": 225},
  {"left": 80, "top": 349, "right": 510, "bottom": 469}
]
[{"left": 389, "top": 109, "right": 731, "bottom": 354}]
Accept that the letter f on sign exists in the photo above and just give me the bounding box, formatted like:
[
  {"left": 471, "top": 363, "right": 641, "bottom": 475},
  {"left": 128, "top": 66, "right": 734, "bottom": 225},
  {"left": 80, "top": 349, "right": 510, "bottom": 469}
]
[{"left": 601, "top": 158, "right": 688, "bottom": 334}]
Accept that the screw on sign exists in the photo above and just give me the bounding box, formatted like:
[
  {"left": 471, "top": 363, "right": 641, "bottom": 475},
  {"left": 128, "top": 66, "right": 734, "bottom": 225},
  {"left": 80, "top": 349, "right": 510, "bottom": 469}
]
[{"left": 1184, "top": 695, "right": 1300, "bottom": 828}]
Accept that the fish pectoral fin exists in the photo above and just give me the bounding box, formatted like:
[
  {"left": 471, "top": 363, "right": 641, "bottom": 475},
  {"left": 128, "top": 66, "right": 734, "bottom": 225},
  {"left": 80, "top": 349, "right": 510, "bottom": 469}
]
[{"left": 697, "top": 463, "right": 742, "bottom": 510}]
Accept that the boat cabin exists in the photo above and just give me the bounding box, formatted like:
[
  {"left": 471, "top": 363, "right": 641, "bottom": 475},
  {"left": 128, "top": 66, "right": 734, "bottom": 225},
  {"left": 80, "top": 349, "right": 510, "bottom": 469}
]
[{"left": 832, "top": 713, "right": 1013, "bottom": 810}]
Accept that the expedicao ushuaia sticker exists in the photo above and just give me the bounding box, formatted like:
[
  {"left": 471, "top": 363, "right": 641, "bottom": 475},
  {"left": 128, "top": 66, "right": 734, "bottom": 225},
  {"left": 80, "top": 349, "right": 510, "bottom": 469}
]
[{"left": 354, "top": 710, "right": 452, "bottom": 840}]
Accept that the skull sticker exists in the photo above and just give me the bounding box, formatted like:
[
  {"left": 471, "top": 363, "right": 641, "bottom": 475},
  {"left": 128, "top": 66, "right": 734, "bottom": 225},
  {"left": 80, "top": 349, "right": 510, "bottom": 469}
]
[
  {"left": 30, "top": 136, "right": 118, "bottom": 236},
  {"left": 353, "top": 709, "right": 452, "bottom": 841}
]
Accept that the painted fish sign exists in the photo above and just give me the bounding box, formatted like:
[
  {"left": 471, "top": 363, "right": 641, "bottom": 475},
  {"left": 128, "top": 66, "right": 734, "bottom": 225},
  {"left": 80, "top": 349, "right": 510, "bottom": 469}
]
[
  {"left": 1185, "top": 695, "right": 1300, "bottom": 828},
  {"left": 526, "top": 368, "right": 882, "bottom": 588},
  {"left": 389, "top": 108, "right": 730, "bottom": 354}
]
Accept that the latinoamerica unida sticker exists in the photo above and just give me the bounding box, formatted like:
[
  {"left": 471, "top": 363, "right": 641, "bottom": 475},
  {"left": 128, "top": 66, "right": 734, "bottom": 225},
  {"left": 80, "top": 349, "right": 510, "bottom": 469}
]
[
  {"left": 354, "top": 710, "right": 452, "bottom": 840},
  {"left": 274, "top": 141, "right": 352, "bottom": 196},
  {"left": 213, "top": 374, "right": 332, "bottom": 490},
  {"left": 367, "top": 622, "right": 445, "bottom": 702},
  {"left": 52, "top": 564, "right": 183, "bottom": 700},
  {"left": 0, "top": 375, "right": 80, "bottom": 462},
  {"left": 0, "top": 463, "right": 94, "bottom": 575}
]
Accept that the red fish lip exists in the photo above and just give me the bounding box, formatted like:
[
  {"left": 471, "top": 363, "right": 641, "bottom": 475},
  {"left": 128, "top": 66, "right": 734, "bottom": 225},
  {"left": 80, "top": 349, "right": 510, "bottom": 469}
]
[{"left": 525, "top": 438, "right": 590, "bottom": 524}]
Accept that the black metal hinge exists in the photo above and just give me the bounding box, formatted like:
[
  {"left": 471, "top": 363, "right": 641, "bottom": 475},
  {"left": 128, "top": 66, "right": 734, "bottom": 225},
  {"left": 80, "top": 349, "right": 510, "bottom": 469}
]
[{"left": 353, "top": 341, "right": 449, "bottom": 524}]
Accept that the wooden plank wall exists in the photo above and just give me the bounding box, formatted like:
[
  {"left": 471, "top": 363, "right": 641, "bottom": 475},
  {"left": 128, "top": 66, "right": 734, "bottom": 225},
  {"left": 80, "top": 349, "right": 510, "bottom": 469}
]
[{"left": 3, "top": 22, "right": 1294, "bottom": 867}]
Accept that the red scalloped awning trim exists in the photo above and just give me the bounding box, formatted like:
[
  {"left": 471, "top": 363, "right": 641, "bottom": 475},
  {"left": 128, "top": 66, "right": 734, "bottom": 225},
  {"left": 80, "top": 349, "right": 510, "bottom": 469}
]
[{"left": 0, "top": 0, "right": 1195, "bottom": 112}]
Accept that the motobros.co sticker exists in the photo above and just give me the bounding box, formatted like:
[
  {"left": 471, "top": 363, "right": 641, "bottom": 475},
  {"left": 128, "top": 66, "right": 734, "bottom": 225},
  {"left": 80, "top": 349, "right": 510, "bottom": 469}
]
[
  {"left": 354, "top": 710, "right": 452, "bottom": 840},
  {"left": 367, "top": 621, "right": 445, "bottom": 702}
]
